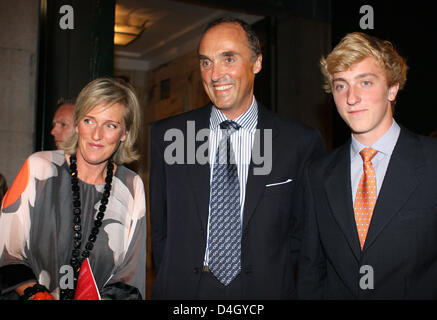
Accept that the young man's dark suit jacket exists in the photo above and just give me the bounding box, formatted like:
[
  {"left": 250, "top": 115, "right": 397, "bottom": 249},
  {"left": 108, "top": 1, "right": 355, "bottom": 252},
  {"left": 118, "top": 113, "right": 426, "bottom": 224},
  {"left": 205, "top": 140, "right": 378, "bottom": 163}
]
[
  {"left": 150, "top": 102, "right": 324, "bottom": 299},
  {"left": 298, "top": 126, "right": 437, "bottom": 299}
]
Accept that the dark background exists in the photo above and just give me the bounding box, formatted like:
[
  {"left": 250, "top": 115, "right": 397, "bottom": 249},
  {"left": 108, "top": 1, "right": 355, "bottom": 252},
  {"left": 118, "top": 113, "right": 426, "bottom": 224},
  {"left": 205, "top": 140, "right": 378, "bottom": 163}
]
[
  {"left": 37, "top": 0, "right": 115, "bottom": 151},
  {"left": 331, "top": 0, "right": 437, "bottom": 146}
]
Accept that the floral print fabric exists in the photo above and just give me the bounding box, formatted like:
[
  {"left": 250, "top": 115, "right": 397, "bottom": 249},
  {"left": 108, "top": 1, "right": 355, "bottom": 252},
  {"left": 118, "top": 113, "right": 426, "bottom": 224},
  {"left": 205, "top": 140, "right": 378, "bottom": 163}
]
[{"left": 0, "top": 150, "right": 146, "bottom": 299}]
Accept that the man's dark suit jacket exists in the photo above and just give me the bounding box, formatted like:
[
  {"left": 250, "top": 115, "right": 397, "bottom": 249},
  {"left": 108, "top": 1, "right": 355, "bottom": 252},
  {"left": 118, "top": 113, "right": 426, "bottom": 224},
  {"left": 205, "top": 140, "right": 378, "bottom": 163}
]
[
  {"left": 298, "top": 126, "right": 437, "bottom": 299},
  {"left": 150, "top": 103, "right": 324, "bottom": 299}
]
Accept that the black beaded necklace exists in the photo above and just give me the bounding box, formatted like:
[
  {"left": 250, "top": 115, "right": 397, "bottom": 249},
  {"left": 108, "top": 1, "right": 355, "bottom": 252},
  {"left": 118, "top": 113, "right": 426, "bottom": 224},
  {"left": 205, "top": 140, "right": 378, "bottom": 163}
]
[{"left": 61, "top": 154, "right": 114, "bottom": 300}]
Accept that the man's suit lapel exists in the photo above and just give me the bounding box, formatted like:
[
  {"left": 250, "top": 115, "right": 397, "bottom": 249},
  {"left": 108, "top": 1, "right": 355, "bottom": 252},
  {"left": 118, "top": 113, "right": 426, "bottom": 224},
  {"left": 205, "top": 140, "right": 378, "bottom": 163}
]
[
  {"left": 242, "top": 105, "right": 279, "bottom": 231},
  {"left": 363, "top": 128, "right": 424, "bottom": 252},
  {"left": 324, "top": 142, "right": 362, "bottom": 261},
  {"left": 186, "top": 104, "right": 212, "bottom": 232}
]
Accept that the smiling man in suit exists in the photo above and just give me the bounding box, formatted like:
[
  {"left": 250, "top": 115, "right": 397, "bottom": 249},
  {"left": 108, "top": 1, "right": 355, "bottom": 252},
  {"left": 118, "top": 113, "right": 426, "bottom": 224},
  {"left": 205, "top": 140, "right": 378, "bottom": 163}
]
[
  {"left": 150, "top": 17, "right": 324, "bottom": 299},
  {"left": 298, "top": 32, "right": 437, "bottom": 299}
]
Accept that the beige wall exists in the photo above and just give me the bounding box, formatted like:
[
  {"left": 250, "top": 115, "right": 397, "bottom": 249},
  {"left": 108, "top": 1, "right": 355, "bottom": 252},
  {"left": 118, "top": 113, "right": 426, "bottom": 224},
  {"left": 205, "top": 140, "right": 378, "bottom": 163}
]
[
  {"left": 115, "top": 49, "right": 209, "bottom": 178},
  {"left": 143, "top": 50, "right": 209, "bottom": 123},
  {"left": 0, "top": 1, "right": 39, "bottom": 186}
]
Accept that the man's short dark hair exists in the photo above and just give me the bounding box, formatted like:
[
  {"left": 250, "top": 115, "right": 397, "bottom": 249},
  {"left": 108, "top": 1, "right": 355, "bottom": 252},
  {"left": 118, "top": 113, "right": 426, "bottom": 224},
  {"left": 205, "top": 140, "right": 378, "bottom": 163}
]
[
  {"left": 56, "top": 97, "right": 75, "bottom": 109},
  {"left": 201, "top": 16, "right": 261, "bottom": 60}
]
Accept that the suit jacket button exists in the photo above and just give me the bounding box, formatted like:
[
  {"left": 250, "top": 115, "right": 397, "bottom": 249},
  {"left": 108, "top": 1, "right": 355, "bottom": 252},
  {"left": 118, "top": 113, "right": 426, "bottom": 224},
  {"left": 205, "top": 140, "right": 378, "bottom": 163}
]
[{"left": 193, "top": 267, "right": 200, "bottom": 274}]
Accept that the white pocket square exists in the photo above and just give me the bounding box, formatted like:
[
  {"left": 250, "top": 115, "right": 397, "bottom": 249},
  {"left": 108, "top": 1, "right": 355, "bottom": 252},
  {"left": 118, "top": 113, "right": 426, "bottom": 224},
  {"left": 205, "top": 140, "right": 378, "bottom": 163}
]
[{"left": 266, "top": 179, "right": 293, "bottom": 187}]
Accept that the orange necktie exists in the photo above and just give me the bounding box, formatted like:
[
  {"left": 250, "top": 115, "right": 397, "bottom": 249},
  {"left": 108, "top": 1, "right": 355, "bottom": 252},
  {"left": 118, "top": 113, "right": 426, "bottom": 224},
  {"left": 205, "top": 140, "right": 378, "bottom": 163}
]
[{"left": 354, "top": 148, "right": 378, "bottom": 250}]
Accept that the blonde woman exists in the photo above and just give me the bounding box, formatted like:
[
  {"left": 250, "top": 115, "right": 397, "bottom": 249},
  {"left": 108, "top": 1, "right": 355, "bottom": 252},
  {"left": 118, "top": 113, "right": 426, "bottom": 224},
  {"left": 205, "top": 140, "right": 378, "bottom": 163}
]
[{"left": 0, "top": 78, "right": 146, "bottom": 300}]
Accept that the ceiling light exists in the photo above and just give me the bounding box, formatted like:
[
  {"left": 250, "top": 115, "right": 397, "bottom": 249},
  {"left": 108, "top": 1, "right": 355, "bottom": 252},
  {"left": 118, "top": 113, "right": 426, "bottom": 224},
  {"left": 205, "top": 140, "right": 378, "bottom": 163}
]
[{"left": 114, "top": 23, "right": 147, "bottom": 46}]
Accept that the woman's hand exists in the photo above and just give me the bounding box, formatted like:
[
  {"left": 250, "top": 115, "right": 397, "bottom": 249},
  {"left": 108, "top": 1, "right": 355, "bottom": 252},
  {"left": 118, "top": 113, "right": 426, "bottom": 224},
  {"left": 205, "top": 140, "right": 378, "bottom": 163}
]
[
  {"left": 15, "top": 281, "right": 37, "bottom": 296},
  {"left": 16, "top": 282, "right": 55, "bottom": 300}
]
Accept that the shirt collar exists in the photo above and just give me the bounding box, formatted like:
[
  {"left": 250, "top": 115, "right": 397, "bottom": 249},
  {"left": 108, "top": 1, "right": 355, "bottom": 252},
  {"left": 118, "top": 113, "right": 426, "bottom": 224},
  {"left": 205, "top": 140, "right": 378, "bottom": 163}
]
[
  {"left": 350, "top": 119, "right": 401, "bottom": 160},
  {"left": 210, "top": 96, "right": 258, "bottom": 130}
]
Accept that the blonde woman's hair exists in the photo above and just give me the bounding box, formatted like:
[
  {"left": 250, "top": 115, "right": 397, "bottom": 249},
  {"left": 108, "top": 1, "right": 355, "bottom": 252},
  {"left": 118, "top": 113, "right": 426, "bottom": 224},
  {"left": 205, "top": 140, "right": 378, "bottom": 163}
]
[
  {"left": 62, "top": 77, "right": 141, "bottom": 164},
  {"left": 320, "top": 32, "right": 408, "bottom": 95}
]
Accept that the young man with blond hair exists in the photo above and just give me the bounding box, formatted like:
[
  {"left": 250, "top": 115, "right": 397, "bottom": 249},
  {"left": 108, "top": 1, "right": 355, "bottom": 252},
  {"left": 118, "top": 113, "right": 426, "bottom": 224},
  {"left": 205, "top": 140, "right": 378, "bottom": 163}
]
[{"left": 298, "top": 32, "right": 437, "bottom": 299}]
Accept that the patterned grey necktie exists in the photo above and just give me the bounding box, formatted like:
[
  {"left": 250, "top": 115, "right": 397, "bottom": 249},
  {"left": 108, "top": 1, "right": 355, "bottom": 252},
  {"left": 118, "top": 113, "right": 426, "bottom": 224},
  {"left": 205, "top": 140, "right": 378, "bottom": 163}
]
[{"left": 208, "top": 120, "right": 241, "bottom": 286}]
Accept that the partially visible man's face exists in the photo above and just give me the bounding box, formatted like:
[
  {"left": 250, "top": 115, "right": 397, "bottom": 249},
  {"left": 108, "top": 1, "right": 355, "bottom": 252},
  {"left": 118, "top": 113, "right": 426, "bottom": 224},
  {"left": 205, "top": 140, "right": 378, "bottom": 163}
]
[
  {"left": 51, "top": 104, "right": 75, "bottom": 149},
  {"left": 198, "top": 22, "right": 262, "bottom": 119},
  {"left": 331, "top": 56, "right": 399, "bottom": 145}
]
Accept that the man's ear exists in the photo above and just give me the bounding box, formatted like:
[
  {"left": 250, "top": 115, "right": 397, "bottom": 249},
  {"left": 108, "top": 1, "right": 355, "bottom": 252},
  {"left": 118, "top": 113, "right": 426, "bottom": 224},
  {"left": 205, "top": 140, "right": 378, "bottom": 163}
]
[
  {"left": 388, "top": 82, "right": 400, "bottom": 102},
  {"left": 253, "top": 54, "right": 262, "bottom": 74}
]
